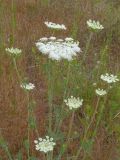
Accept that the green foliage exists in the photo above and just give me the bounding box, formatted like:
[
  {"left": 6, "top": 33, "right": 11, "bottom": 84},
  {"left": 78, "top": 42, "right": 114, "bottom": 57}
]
[
  {"left": 24, "top": 139, "right": 29, "bottom": 152},
  {"left": 30, "top": 157, "right": 38, "bottom": 160},
  {"left": 82, "top": 139, "right": 94, "bottom": 153},
  {"left": 0, "top": 136, "right": 13, "bottom": 160},
  {"left": 16, "top": 151, "right": 23, "bottom": 160},
  {"left": 41, "top": 0, "right": 50, "bottom": 6}
]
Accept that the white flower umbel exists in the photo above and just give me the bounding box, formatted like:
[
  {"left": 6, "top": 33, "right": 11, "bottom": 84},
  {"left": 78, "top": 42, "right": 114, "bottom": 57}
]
[
  {"left": 44, "top": 21, "right": 66, "bottom": 30},
  {"left": 20, "top": 82, "right": 35, "bottom": 90},
  {"left": 36, "top": 37, "right": 81, "bottom": 61},
  {"left": 64, "top": 96, "right": 83, "bottom": 110},
  {"left": 100, "top": 73, "right": 119, "bottom": 84},
  {"left": 96, "top": 88, "right": 107, "bottom": 96},
  {"left": 87, "top": 19, "right": 104, "bottom": 30},
  {"left": 6, "top": 47, "right": 22, "bottom": 57},
  {"left": 34, "top": 136, "right": 56, "bottom": 153}
]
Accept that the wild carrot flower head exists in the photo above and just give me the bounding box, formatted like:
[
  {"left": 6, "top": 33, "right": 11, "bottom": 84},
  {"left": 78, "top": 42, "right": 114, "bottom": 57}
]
[
  {"left": 36, "top": 37, "right": 81, "bottom": 61},
  {"left": 87, "top": 19, "right": 104, "bottom": 31},
  {"left": 95, "top": 88, "right": 107, "bottom": 96},
  {"left": 34, "top": 136, "right": 56, "bottom": 153},
  {"left": 6, "top": 47, "right": 22, "bottom": 57},
  {"left": 44, "top": 21, "right": 66, "bottom": 30},
  {"left": 64, "top": 96, "right": 83, "bottom": 110},
  {"left": 100, "top": 73, "right": 119, "bottom": 84},
  {"left": 20, "top": 82, "right": 35, "bottom": 90}
]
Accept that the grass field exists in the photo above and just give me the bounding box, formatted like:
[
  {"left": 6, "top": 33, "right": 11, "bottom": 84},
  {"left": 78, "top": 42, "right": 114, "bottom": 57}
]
[{"left": 0, "top": 0, "right": 120, "bottom": 159}]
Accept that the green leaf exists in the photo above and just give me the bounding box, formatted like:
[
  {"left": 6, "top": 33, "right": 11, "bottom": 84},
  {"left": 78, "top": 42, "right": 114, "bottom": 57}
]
[
  {"left": 56, "top": 144, "right": 68, "bottom": 160},
  {"left": 16, "top": 151, "right": 22, "bottom": 160},
  {"left": 82, "top": 139, "right": 94, "bottom": 153},
  {"left": 29, "top": 115, "right": 36, "bottom": 129},
  {"left": 30, "top": 156, "right": 37, "bottom": 160},
  {"left": 24, "top": 139, "right": 29, "bottom": 151}
]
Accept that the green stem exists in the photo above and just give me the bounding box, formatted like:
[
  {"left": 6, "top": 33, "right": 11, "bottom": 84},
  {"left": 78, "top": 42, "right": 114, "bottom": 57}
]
[
  {"left": 113, "top": 111, "right": 120, "bottom": 119},
  {"left": 67, "top": 112, "right": 75, "bottom": 145},
  {"left": 48, "top": 59, "right": 53, "bottom": 133},
  {"left": 50, "top": 151, "right": 53, "bottom": 160},
  {"left": 74, "top": 97, "right": 100, "bottom": 160},
  {"left": 5, "top": 147, "right": 13, "bottom": 160},
  {"left": 27, "top": 91, "right": 30, "bottom": 160},
  {"left": 55, "top": 63, "right": 71, "bottom": 133},
  {"left": 92, "top": 96, "right": 107, "bottom": 137},
  {"left": 13, "top": 58, "right": 21, "bottom": 82},
  {"left": 84, "top": 97, "right": 100, "bottom": 137},
  {"left": 81, "top": 32, "right": 93, "bottom": 65},
  {"left": 11, "top": 0, "right": 16, "bottom": 45},
  {"left": 46, "top": 152, "right": 51, "bottom": 160}
]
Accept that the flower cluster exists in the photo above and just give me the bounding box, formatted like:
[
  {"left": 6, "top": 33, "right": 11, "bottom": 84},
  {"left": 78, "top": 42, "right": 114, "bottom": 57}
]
[
  {"left": 95, "top": 88, "right": 107, "bottom": 96},
  {"left": 64, "top": 96, "right": 83, "bottom": 110},
  {"left": 44, "top": 21, "right": 66, "bottom": 30},
  {"left": 6, "top": 47, "right": 22, "bottom": 57},
  {"left": 20, "top": 82, "right": 35, "bottom": 90},
  {"left": 36, "top": 37, "right": 81, "bottom": 61},
  {"left": 87, "top": 19, "right": 104, "bottom": 30},
  {"left": 100, "top": 73, "right": 119, "bottom": 84},
  {"left": 34, "top": 136, "right": 56, "bottom": 153}
]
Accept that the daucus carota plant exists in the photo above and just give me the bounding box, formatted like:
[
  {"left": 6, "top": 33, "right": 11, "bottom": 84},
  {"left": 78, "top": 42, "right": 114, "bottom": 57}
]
[
  {"left": 4, "top": 7, "right": 120, "bottom": 159},
  {"left": 100, "top": 73, "right": 119, "bottom": 83},
  {"left": 6, "top": 47, "right": 22, "bottom": 82},
  {"left": 36, "top": 22, "right": 81, "bottom": 136},
  {"left": 20, "top": 82, "right": 35, "bottom": 90},
  {"left": 81, "top": 19, "right": 104, "bottom": 64},
  {"left": 44, "top": 21, "right": 67, "bottom": 30},
  {"left": 64, "top": 96, "right": 83, "bottom": 149},
  {"left": 64, "top": 96, "right": 83, "bottom": 110},
  {"left": 36, "top": 37, "right": 81, "bottom": 61},
  {"left": 34, "top": 136, "right": 56, "bottom": 153},
  {"left": 21, "top": 82, "right": 35, "bottom": 159},
  {"left": 95, "top": 88, "right": 107, "bottom": 96},
  {"left": 6, "top": 47, "right": 22, "bottom": 57},
  {"left": 6, "top": 46, "right": 37, "bottom": 159},
  {"left": 87, "top": 19, "right": 104, "bottom": 31}
]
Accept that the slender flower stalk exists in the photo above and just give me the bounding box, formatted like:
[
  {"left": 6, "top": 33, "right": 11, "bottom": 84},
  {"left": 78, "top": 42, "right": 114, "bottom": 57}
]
[
  {"left": 92, "top": 98, "right": 106, "bottom": 137},
  {"left": 85, "top": 97, "right": 100, "bottom": 136},
  {"left": 5, "top": 148, "right": 13, "bottom": 160},
  {"left": 113, "top": 111, "right": 120, "bottom": 119},
  {"left": 74, "top": 97, "right": 100, "bottom": 160},
  {"left": 54, "top": 63, "right": 71, "bottom": 133},
  {"left": 27, "top": 91, "right": 30, "bottom": 160},
  {"left": 21, "top": 83, "right": 35, "bottom": 159},
  {"left": 81, "top": 32, "right": 93, "bottom": 64},
  {"left": 11, "top": 0, "right": 16, "bottom": 45},
  {"left": 48, "top": 59, "right": 54, "bottom": 133},
  {"left": 67, "top": 111, "right": 75, "bottom": 145},
  {"left": 65, "top": 97, "right": 83, "bottom": 154},
  {"left": 13, "top": 58, "right": 21, "bottom": 82}
]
